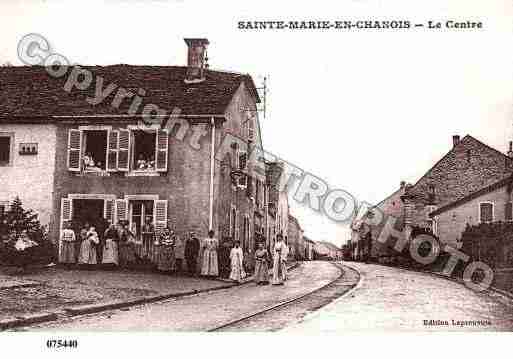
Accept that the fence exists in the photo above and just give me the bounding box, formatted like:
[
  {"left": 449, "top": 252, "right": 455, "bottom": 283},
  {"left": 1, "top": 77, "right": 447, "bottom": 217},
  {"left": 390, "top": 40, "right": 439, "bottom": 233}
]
[{"left": 461, "top": 222, "right": 513, "bottom": 292}]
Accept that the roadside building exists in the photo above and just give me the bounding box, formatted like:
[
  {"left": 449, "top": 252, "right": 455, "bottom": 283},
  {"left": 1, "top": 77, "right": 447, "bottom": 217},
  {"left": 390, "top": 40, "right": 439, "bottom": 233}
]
[
  {"left": 303, "top": 236, "right": 315, "bottom": 260},
  {"left": 351, "top": 135, "right": 513, "bottom": 261},
  {"left": 287, "top": 214, "right": 304, "bottom": 260},
  {"left": 430, "top": 175, "right": 513, "bottom": 245},
  {"left": 401, "top": 135, "right": 513, "bottom": 248},
  {"left": 0, "top": 38, "right": 266, "bottom": 268}
]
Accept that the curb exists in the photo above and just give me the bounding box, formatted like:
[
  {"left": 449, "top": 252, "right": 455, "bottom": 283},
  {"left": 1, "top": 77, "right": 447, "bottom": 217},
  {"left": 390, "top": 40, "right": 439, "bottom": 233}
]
[
  {"left": 1, "top": 283, "right": 236, "bottom": 331},
  {"left": 0, "top": 312, "right": 58, "bottom": 331},
  {"left": 2, "top": 263, "right": 303, "bottom": 331}
]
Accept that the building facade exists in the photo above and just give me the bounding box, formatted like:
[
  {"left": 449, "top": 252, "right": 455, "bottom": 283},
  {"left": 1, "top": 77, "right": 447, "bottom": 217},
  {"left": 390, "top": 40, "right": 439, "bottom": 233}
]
[{"left": 0, "top": 39, "right": 267, "bottom": 265}]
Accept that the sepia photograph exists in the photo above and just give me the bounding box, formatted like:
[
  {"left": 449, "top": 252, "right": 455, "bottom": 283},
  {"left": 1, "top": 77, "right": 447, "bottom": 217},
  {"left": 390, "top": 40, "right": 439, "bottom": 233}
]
[{"left": 0, "top": 0, "right": 512, "bottom": 356}]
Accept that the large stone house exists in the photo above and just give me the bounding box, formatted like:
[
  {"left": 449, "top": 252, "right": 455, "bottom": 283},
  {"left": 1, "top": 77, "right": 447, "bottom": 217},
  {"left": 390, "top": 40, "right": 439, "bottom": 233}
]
[
  {"left": 350, "top": 134, "right": 513, "bottom": 261},
  {"left": 0, "top": 38, "right": 276, "bottom": 263},
  {"left": 401, "top": 135, "right": 513, "bottom": 247}
]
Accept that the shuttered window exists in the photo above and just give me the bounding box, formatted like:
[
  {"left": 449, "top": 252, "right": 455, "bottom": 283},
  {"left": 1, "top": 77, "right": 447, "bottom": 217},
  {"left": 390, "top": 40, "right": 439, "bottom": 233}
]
[
  {"left": 479, "top": 203, "right": 494, "bottom": 223},
  {"left": 115, "top": 199, "right": 128, "bottom": 223},
  {"left": 104, "top": 199, "right": 115, "bottom": 224},
  {"left": 60, "top": 198, "right": 73, "bottom": 232},
  {"left": 154, "top": 200, "right": 168, "bottom": 234},
  {"left": 106, "top": 131, "right": 119, "bottom": 172},
  {"left": 155, "top": 129, "right": 169, "bottom": 172},
  {"left": 67, "top": 130, "right": 82, "bottom": 171},
  {"left": 117, "top": 130, "right": 130, "bottom": 171}
]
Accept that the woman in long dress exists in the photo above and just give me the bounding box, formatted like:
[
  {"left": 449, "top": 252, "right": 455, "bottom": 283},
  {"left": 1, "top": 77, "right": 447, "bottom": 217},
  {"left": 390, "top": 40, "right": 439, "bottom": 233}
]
[
  {"left": 102, "top": 223, "right": 119, "bottom": 268},
  {"left": 254, "top": 242, "right": 270, "bottom": 285},
  {"left": 59, "top": 221, "right": 76, "bottom": 267},
  {"left": 78, "top": 226, "right": 99, "bottom": 267},
  {"left": 229, "top": 241, "right": 245, "bottom": 283},
  {"left": 157, "top": 228, "right": 176, "bottom": 272},
  {"left": 118, "top": 222, "right": 137, "bottom": 268},
  {"left": 201, "top": 230, "right": 219, "bottom": 277},
  {"left": 272, "top": 234, "right": 288, "bottom": 285}
]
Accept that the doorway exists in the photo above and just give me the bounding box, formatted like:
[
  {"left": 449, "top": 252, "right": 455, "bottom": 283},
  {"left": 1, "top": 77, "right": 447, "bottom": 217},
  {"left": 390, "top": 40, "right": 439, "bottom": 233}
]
[{"left": 72, "top": 199, "right": 104, "bottom": 230}]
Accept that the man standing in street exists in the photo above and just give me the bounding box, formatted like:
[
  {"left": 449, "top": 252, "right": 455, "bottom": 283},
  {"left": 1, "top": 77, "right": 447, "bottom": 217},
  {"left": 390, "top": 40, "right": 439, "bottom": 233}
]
[{"left": 185, "top": 231, "right": 200, "bottom": 276}]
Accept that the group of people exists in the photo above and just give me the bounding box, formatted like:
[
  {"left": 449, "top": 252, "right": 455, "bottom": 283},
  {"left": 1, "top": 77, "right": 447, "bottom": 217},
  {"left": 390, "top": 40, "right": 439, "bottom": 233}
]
[
  {"left": 58, "top": 221, "right": 202, "bottom": 275},
  {"left": 136, "top": 154, "right": 156, "bottom": 171},
  {"left": 82, "top": 152, "right": 103, "bottom": 171},
  {"left": 59, "top": 222, "right": 289, "bottom": 285}
]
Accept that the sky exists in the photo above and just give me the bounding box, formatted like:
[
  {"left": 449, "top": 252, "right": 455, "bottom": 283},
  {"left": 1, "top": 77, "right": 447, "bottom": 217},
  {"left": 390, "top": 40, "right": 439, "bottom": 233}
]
[{"left": 1, "top": 0, "right": 512, "bottom": 247}]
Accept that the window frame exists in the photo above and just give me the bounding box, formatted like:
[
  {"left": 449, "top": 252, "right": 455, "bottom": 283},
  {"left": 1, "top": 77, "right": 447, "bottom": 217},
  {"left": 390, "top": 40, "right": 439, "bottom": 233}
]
[
  {"left": 130, "top": 129, "right": 158, "bottom": 174},
  {"left": 506, "top": 202, "right": 513, "bottom": 222},
  {"left": 0, "top": 132, "right": 14, "bottom": 167},
  {"left": 478, "top": 201, "right": 494, "bottom": 223}
]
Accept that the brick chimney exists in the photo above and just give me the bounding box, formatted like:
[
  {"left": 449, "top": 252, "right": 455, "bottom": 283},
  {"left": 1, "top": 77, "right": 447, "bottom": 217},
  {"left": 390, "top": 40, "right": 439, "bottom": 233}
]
[
  {"left": 508, "top": 141, "right": 513, "bottom": 158},
  {"left": 184, "top": 38, "right": 209, "bottom": 84},
  {"left": 452, "top": 135, "right": 461, "bottom": 148}
]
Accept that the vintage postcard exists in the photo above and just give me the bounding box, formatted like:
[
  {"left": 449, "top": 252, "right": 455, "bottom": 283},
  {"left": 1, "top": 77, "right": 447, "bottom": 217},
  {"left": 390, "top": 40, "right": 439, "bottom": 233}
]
[{"left": 0, "top": 0, "right": 512, "bottom": 356}]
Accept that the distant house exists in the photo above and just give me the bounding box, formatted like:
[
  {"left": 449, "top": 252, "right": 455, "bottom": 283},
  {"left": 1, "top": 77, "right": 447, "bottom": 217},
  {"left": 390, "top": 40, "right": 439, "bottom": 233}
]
[
  {"left": 350, "top": 134, "right": 513, "bottom": 261},
  {"left": 287, "top": 214, "right": 304, "bottom": 260},
  {"left": 303, "top": 236, "right": 315, "bottom": 260}
]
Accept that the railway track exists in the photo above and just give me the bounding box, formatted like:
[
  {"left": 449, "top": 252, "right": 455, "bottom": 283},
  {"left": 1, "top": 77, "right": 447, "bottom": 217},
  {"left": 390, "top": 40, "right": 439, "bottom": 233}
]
[{"left": 209, "top": 262, "right": 360, "bottom": 332}]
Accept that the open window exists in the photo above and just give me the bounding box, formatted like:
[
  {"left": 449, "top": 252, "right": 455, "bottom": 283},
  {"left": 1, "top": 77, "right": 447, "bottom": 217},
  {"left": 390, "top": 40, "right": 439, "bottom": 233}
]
[
  {"left": 132, "top": 130, "right": 157, "bottom": 171},
  {"left": 83, "top": 130, "right": 108, "bottom": 171},
  {"left": 131, "top": 129, "right": 168, "bottom": 173}
]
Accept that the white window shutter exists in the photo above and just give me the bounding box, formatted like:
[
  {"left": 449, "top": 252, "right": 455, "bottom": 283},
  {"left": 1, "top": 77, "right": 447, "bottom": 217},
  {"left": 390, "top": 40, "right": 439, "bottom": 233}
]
[
  {"left": 60, "top": 198, "right": 73, "bottom": 232},
  {"left": 155, "top": 129, "right": 169, "bottom": 172},
  {"left": 115, "top": 199, "right": 128, "bottom": 224},
  {"left": 67, "top": 129, "right": 82, "bottom": 172},
  {"left": 106, "top": 130, "right": 119, "bottom": 172},
  {"left": 154, "top": 200, "right": 168, "bottom": 234},
  {"left": 118, "top": 129, "right": 130, "bottom": 172},
  {"left": 104, "top": 199, "right": 115, "bottom": 224}
]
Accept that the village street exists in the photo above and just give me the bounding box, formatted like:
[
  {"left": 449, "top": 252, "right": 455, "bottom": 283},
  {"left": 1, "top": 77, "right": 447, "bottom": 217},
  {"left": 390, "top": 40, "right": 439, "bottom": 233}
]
[
  {"left": 15, "top": 261, "right": 513, "bottom": 332},
  {"left": 287, "top": 262, "right": 513, "bottom": 332},
  {"left": 23, "top": 261, "right": 344, "bottom": 331}
]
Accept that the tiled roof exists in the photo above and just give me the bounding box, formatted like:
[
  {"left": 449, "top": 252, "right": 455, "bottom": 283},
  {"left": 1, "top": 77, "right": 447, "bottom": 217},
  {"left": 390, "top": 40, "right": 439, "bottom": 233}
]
[
  {"left": 404, "top": 135, "right": 513, "bottom": 207},
  {"left": 430, "top": 175, "right": 513, "bottom": 216},
  {"left": 0, "top": 65, "right": 259, "bottom": 120}
]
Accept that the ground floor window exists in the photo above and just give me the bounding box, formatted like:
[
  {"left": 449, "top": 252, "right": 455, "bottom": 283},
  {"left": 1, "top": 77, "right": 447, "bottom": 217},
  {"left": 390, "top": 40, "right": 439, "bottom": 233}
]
[
  {"left": 133, "top": 130, "right": 156, "bottom": 171},
  {"left": 83, "top": 130, "right": 107, "bottom": 171},
  {"left": 129, "top": 200, "right": 154, "bottom": 239},
  {"left": 0, "top": 134, "right": 13, "bottom": 166}
]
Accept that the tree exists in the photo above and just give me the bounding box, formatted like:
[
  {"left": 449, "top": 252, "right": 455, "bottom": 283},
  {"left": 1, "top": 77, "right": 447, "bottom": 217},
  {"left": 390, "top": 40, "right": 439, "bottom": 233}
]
[
  {"left": 0, "top": 197, "right": 53, "bottom": 268},
  {"left": 1, "top": 197, "right": 43, "bottom": 242}
]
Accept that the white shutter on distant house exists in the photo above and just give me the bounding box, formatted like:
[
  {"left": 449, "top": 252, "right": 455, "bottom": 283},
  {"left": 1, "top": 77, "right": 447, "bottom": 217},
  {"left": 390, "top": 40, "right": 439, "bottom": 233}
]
[
  {"left": 115, "top": 199, "right": 128, "bottom": 224},
  {"left": 106, "top": 130, "right": 119, "bottom": 172},
  {"left": 117, "top": 129, "right": 130, "bottom": 172},
  {"left": 154, "top": 200, "right": 168, "bottom": 234},
  {"left": 155, "top": 129, "right": 169, "bottom": 172},
  {"left": 67, "top": 129, "right": 82, "bottom": 172},
  {"left": 104, "top": 199, "right": 115, "bottom": 224},
  {"left": 60, "top": 198, "right": 73, "bottom": 232}
]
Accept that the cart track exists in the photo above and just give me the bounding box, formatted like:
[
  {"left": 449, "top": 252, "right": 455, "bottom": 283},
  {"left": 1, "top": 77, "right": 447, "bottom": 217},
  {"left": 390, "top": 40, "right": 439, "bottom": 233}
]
[{"left": 209, "top": 262, "right": 360, "bottom": 332}]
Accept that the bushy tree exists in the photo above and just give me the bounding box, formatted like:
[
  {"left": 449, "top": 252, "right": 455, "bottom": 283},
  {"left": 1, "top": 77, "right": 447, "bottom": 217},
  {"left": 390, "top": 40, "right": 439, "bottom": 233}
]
[{"left": 0, "top": 197, "right": 54, "bottom": 268}]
